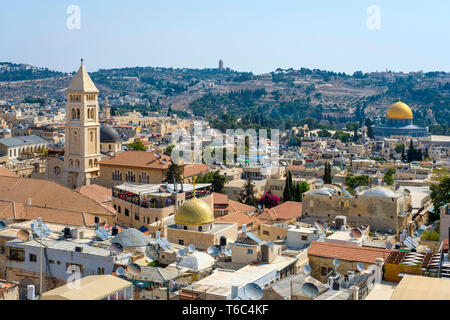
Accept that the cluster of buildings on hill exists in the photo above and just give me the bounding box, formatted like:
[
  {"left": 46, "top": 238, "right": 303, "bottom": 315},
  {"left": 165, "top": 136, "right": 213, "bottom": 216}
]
[{"left": 0, "top": 60, "right": 449, "bottom": 300}]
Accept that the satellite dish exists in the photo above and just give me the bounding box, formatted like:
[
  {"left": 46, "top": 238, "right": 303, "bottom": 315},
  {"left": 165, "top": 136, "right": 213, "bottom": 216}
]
[
  {"left": 17, "top": 230, "right": 30, "bottom": 241},
  {"left": 109, "top": 243, "right": 123, "bottom": 255},
  {"left": 349, "top": 232, "right": 355, "bottom": 239},
  {"left": 207, "top": 246, "right": 220, "bottom": 257},
  {"left": 116, "top": 267, "right": 125, "bottom": 276},
  {"left": 302, "top": 264, "right": 312, "bottom": 276},
  {"left": 333, "top": 256, "right": 340, "bottom": 267},
  {"left": 188, "top": 244, "right": 195, "bottom": 253},
  {"left": 127, "top": 263, "right": 141, "bottom": 276},
  {"left": 0, "top": 221, "right": 6, "bottom": 231},
  {"left": 356, "top": 262, "right": 364, "bottom": 273},
  {"left": 301, "top": 282, "right": 319, "bottom": 298},
  {"left": 257, "top": 204, "right": 262, "bottom": 210},
  {"left": 244, "top": 283, "right": 263, "bottom": 300},
  {"left": 385, "top": 240, "right": 393, "bottom": 250}
]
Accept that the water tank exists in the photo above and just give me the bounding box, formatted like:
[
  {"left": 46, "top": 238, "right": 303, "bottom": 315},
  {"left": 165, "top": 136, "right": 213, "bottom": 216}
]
[
  {"left": 63, "top": 227, "right": 71, "bottom": 238},
  {"left": 112, "top": 226, "right": 119, "bottom": 236},
  {"left": 219, "top": 236, "right": 227, "bottom": 247}
]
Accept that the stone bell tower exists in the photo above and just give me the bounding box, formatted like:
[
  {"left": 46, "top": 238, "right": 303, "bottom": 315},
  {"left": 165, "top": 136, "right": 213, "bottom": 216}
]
[{"left": 64, "top": 59, "right": 101, "bottom": 188}]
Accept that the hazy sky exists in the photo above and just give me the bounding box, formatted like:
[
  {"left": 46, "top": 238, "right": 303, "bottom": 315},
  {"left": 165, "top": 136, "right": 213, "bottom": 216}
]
[{"left": 1, "top": 0, "right": 449, "bottom": 74}]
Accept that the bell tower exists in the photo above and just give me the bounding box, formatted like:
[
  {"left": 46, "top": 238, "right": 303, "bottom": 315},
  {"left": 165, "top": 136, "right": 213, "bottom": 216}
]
[{"left": 64, "top": 59, "right": 101, "bottom": 188}]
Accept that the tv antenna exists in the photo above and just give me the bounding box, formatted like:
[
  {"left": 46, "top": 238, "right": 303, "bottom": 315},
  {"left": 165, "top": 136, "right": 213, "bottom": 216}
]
[
  {"left": 243, "top": 283, "right": 263, "bottom": 300},
  {"left": 110, "top": 242, "right": 124, "bottom": 255},
  {"left": 207, "top": 246, "right": 220, "bottom": 257},
  {"left": 301, "top": 282, "right": 319, "bottom": 298}
]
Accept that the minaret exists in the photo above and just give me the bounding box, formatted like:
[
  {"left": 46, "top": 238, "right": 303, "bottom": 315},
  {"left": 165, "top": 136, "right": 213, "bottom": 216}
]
[
  {"left": 103, "top": 97, "right": 111, "bottom": 120},
  {"left": 64, "top": 59, "right": 101, "bottom": 188}
]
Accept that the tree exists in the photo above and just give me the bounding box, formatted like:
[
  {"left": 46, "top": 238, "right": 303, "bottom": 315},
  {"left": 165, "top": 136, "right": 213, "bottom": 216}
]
[
  {"left": 211, "top": 171, "right": 227, "bottom": 194},
  {"left": 353, "top": 128, "right": 359, "bottom": 142},
  {"left": 323, "top": 162, "right": 332, "bottom": 184},
  {"left": 164, "top": 162, "right": 183, "bottom": 183},
  {"left": 430, "top": 177, "right": 450, "bottom": 222},
  {"left": 127, "top": 139, "right": 146, "bottom": 151},
  {"left": 164, "top": 143, "right": 175, "bottom": 156},
  {"left": 283, "top": 171, "right": 293, "bottom": 202},
  {"left": 259, "top": 190, "right": 280, "bottom": 208},
  {"left": 345, "top": 174, "right": 371, "bottom": 191},
  {"left": 238, "top": 177, "right": 258, "bottom": 206},
  {"left": 295, "top": 181, "right": 310, "bottom": 202},
  {"left": 384, "top": 168, "right": 396, "bottom": 186}
]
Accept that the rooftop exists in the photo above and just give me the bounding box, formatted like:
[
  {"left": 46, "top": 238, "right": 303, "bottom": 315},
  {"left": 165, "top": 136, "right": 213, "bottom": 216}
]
[
  {"left": 390, "top": 275, "right": 450, "bottom": 300},
  {"left": 0, "top": 135, "right": 48, "bottom": 148},
  {"left": 308, "top": 241, "right": 391, "bottom": 264},
  {"left": 98, "top": 151, "right": 171, "bottom": 169}
]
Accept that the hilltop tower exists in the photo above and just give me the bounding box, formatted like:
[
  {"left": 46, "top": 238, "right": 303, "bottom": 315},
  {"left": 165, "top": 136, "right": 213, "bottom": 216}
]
[
  {"left": 64, "top": 59, "right": 101, "bottom": 188},
  {"left": 102, "top": 97, "right": 111, "bottom": 120}
]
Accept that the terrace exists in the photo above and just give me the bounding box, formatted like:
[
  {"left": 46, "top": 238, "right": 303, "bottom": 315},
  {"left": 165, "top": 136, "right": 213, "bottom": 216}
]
[{"left": 112, "top": 182, "right": 212, "bottom": 209}]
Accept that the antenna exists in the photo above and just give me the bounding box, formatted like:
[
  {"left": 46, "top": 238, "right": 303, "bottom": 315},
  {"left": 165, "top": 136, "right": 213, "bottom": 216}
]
[
  {"left": 127, "top": 263, "right": 141, "bottom": 276},
  {"left": 356, "top": 262, "right": 364, "bottom": 273},
  {"left": 243, "top": 283, "right": 263, "bottom": 300},
  {"left": 385, "top": 240, "right": 393, "bottom": 250},
  {"left": 17, "top": 229, "right": 30, "bottom": 241},
  {"left": 301, "top": 282, "right": 319, "bottom": 298},
  {"left": 116, "top": 266, "right": 125, "bottom": 276},
  {"left": 188, "top": 244, "right": 195, "bottom": 253},
  {"left": 333, "top": 256, "right": 340, "bottom": 268},
  {"left": 110, "top": 243, "right": 124, "bottom": 255},
  {"left": 302, "top": 264, "right": 312, "bottom": 276},
  {"left": 207, "top": 246, "right": 220, "bottom": 257}
]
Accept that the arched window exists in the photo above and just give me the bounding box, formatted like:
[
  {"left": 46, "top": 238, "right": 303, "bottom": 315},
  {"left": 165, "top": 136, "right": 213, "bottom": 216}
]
[
  {"left": 75, "top": 159, "right": 80, "bottom": 167},
  {"left": 126, "top": 171, "right": 135, "bottom": 182},
  {"left": 69, "top": 159, "right": 73, "bottom": 167},
  {"left": 94, "top": 159, "right": 98, "bottom": 167},
  {"left": 72, "top": 109, "right": 76, "bottom": 119},
  {"left": 77, "top": 109, "right": 80, "bottom": 119},
  {"left": 118, "top": 206, "right": 121, "bottom": 214},
  {"left": 125, "top": 208, "right": 129, "bottom": 216},
  {"left": 89, "top": 159, "right": 93, "bottom": 168},
  {"left": 183, "top": 226, "right": 187, "bottom": 230},
  {"left": 109, "top": 144, "right": 111, "bottom": 150},
  {"left": 90, "top": 131, "right": 94, "bottom": 142},
  {"left": 198, "top": 226, "right": 203, "bottom": 232}
]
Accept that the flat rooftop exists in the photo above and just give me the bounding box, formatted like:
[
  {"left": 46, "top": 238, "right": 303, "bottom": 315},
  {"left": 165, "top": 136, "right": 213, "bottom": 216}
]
[
  {"left": 187, "top": 255, "right": 297, "bottom": 297},
  {"left": 114, "top": 182, "right": 211, "bottom": 196},
  {"left": 167, "top": 222, "right": 235, "bottom": 234}
]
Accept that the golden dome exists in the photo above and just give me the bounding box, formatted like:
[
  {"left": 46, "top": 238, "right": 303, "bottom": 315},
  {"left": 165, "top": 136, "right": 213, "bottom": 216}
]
[
  {"left": 175, "top": 197, "right": 214, "bottom": 226},
  {"left": 386, "top": 101, "right": 413, "bottom": 119}
]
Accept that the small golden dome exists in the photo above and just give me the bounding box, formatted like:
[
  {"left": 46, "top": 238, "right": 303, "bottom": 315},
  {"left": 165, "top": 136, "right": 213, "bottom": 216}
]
[
  {"left": 175, "top": 197, "right": 214, "bottom": 226},
  {"left": 386, "top": 101, "right": 413, "bottom": 119}
]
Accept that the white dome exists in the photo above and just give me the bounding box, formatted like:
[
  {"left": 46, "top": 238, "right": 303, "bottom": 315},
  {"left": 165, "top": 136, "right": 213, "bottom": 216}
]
[
  {"left": 362, "top": 186, "right": 396, "bottom": 198},
  {"left": 178, "top": 252, "right": 215, "bottom": 271},
  {"left": 309, "top": 187, "right": 334, "bottom": 196}
]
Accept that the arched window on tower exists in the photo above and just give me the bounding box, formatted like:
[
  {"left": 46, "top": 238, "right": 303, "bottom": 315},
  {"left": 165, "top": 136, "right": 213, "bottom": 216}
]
[
  {"left": 76, "top": 109, "right": 80, "bottom": 119},
  {"left": 90, "top": 131, "right": 94, "bottom": 143},
  {"left": 89, "top": 159, "right": 93, "bottom": 168},
  {"left": 75, "top": 159, "right": 80, "bottom": 168},
  {"left": 72, "top": 109, "right": 76, "bottom": 119}
]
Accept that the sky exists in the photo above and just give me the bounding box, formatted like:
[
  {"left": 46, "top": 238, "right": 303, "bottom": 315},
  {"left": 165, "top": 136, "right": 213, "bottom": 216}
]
[{"left": 0, "top": 0, "right": 449, "bottom": 74}]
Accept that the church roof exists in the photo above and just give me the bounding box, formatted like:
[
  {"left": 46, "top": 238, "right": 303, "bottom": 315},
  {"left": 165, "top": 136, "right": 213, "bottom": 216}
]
[
  {"left": 67, "top": 60, "right": 99, "bottom": 93},
  {"left": 100, "top": 126, "right": 121, "bottom": 142}
]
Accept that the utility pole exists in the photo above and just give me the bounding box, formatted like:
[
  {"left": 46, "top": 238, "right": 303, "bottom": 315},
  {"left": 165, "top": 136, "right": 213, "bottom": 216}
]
[{"left": 39, "top": 217, "right": 43, "bottom": 300}]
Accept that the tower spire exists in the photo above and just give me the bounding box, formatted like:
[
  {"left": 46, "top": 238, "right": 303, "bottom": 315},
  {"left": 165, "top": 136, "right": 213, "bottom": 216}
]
[{"left": 81, "top": 58, "right": 84, "bottom": 67}]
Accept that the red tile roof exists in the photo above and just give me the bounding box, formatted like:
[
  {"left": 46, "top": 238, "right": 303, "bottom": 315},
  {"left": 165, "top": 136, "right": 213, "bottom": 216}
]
[
  {"left": 308, "top": 241, "right": 392, "bottom": 264},
  {"left": 183, "top": 164, "right": 209, "bottom": 178},
  {"left": 257, "top": 201, "right": 302, "bottom": 222},
  {"left": 213, "top": 192, "right": 229, "bottom": 205},
  {"left": 228, "top": 200, "right": 256, "bottom": 214},
  {"left": 76, "top": 184, "right": 112, "bottom": 204},
  {"left": 98, "top": 151, "right": 171, "bottom": 170},
  {"left": 0, "top": 166, "right": 17, "bottom": 177},
  {"left": 287, "top": 165, "right": 306, "bottom": 172}
]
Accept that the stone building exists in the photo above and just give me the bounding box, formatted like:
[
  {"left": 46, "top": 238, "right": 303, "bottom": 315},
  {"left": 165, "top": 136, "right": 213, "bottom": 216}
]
[
  {"left": 0, "top": 135, "right": 48, "bottom": 161},
  {"left": 302, "top": 185, "right": 413, "bottom": 234},
  {"left": 166, "top": 193, "right": 238, "bottom": 250}
]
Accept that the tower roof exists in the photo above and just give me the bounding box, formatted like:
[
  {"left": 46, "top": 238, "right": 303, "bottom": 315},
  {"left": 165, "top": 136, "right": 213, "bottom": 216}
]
[{"left": 67, "top": 59, "right": 99, "bottom": 93}]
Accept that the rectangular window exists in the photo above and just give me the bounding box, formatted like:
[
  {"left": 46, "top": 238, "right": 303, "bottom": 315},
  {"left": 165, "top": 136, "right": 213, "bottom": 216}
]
[
  {"left": 247, "top": 249, "right": 253, "bottom": 255},
  {"left": 98, "top": 267, "right": 105, "bottom": 275},
  {"left": 9, "top": 247, "right": 25, "bottom": 262},
  {"left": 49, "top": 260, "right": 55, "bottom": 264},
  {"left": 321, "top": 266, "right": 328, "bottom": 276},
  {"left": 263, "top": 230, "right": 270, "bottom": 236},
  {"left": 29, "top": 253, "right": 37, "bottom": 262},
  {"left": 0, "top": 246, "right": 5, "bottom": 254},
  {"left": 301, "top": 235, "right": 308, "bottom": 241},
  {"left": 178, "top": 240, "right": 184, "bottom": 245}
]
